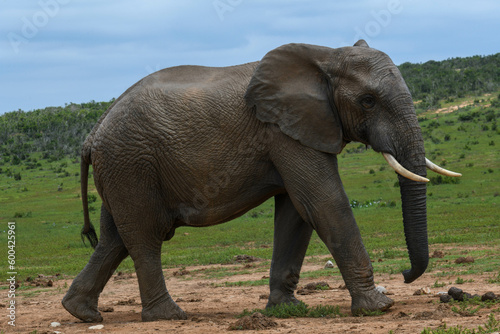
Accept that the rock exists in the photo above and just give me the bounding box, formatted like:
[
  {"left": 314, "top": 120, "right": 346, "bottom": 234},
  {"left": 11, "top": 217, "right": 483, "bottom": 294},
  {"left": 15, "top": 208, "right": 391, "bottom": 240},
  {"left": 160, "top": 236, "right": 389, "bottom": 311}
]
[
  {"left": 324, "top": 260, "right": 334, "bottom": 269},
  {"left": 414, "top": 287, "right": 431, "bottom": 295},
  {"left": 89, "top": 324, "right": 104, "bottom": 330},
  {"left": 430, "top": 250, "right": 445, "bottom": 258},
  {"left": 50, "top": 322, "right": 61, "bottom": 327},
  {"left": 440, "top": 294, "right": 453, "bottom": 303},
  {"left": 482, "top": 291, "right": 497, "bottom": 301},
  {"left": 463, "top": 292, "right": 473, "bottom": 300},
  {"left": 455, "top": 256, "right": 474, "bottom": 264},
  {"left": 375, "top": 286, "right": 387, "bottom": 294},
  {"left": 448, "top": 287, "right": 464, "bottom": 301}
]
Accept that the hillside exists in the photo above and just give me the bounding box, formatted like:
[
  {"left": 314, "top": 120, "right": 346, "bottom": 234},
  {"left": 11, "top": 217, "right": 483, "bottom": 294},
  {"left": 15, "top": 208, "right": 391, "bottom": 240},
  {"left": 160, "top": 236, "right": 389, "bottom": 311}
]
[{"left": 400, "top": 53, "right": 500, "bottom": 111}]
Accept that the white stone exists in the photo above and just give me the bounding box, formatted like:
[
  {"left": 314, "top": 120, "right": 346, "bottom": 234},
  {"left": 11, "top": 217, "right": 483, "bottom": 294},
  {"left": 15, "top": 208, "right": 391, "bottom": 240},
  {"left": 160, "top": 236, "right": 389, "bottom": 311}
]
[
  {"left": 50, "top": 322, "right": 61, "bottom": 327},
  {"left": 324, "top": 260, "right": 334, "bottom": 269},
  {"left": 89, "top": 324, "right": 104, "bottom": 330},
  {"left": 375, "top": 286, "right": 387, "bottom": 294}
]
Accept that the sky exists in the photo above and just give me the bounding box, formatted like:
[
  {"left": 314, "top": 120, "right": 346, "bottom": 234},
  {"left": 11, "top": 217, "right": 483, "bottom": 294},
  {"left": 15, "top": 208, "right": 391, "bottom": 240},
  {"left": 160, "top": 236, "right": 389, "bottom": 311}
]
[{"left": 0, "top": 0, "right": 499, "bottom": 115}]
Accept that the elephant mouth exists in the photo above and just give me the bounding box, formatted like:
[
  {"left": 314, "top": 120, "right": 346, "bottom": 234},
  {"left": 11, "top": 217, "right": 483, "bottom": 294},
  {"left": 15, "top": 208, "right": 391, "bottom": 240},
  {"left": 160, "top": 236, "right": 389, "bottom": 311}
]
[{"left": 382, "top": 152, "right": 461, "bottom": 182}]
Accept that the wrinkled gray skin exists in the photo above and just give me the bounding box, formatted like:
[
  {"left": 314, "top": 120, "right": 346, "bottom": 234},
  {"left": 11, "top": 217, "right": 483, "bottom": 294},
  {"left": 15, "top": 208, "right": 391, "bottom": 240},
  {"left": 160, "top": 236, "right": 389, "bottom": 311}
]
[{"left": 63, "top": 40, "right": 428, "bottom": 322}]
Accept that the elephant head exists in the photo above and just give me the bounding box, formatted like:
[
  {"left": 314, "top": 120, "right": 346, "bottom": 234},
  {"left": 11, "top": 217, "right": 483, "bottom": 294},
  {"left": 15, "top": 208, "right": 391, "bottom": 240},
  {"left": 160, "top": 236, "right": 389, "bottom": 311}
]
[{"left": 246, "top": 40, "right": 460, "bottom": 283}]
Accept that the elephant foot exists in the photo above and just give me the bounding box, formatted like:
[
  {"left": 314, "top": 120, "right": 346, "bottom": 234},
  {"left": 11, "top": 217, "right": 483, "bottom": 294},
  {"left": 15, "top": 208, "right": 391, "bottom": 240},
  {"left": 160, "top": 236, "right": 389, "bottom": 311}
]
[
  {"left": 266, "top": 290, "right": 300, "bottom": 309},
  {"left": 62, "top": 293, "right": 103, "bottom": 323},
  {"left": 142, "top": 297, "right": 188, "bottom": 322},
  {"left": 351, "top": 289, "right": 394, "bottom": 316}
]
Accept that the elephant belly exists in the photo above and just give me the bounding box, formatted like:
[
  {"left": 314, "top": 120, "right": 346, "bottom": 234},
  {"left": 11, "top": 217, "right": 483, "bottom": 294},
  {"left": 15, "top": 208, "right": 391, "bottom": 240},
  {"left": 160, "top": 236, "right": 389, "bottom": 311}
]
[{"left": 166, "top": 163, "right": 285, "bottom": 228}]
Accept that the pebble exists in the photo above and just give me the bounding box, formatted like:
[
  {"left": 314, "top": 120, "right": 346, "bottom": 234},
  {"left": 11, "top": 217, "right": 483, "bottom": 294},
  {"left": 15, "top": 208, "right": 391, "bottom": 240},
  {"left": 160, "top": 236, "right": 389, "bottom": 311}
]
[
  {"left": 440, "top": 294, "right": 453, "bottom": 303},
  {"left": 440, "top": 287, "right": 496, "bottom": 303},
  {"left": 50, "top": 322, "right": 61, "bottom": 327},
  {"left": 375, "top": 286, "right": 387, "bottom": 294},
  {"left": 413, "top": 287, "right": 431, "bottom": 295},
  {"left": 324, "top": 260, "right": 334, "bottom": 269},
  {"left": 89, "top": 324, "right": 104, "bottom": 330},
  {"left": 448, "top": 287, "right": 464, "bottom": 301},
  {"left": 482, "top": 291, "right": 497, "bottom": 301}
]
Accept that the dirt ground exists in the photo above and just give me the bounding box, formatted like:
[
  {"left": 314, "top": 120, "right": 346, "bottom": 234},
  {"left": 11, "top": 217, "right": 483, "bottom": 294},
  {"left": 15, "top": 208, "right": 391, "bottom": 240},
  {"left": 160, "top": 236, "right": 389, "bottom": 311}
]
[{"left": 2, "top": 256, "right": 499, "bottom": 334}]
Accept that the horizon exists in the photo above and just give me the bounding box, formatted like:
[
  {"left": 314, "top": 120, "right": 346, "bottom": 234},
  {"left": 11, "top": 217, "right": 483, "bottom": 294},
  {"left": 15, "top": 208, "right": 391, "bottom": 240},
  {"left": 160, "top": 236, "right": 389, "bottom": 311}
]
[{"left": 2, "top": 51, "right": 499, "bottom": 115}]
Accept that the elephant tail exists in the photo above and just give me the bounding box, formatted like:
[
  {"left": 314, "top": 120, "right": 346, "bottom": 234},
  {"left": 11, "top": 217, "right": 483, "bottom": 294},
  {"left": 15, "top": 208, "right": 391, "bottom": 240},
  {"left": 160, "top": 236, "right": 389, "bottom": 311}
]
[{"left": 80, "top": 149, "right": 98, "bottom": 249}]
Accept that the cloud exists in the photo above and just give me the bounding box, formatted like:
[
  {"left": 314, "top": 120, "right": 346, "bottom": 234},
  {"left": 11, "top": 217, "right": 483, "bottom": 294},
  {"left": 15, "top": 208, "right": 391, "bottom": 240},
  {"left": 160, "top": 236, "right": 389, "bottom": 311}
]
[{"left": 0, "top": 0, "right": 499, "bottom": 114}]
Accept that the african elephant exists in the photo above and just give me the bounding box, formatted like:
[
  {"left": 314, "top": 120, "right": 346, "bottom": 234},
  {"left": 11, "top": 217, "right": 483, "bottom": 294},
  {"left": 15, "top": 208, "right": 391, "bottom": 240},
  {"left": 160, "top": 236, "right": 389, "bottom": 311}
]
[{"left": 62, "top": 40, "right": 460, "bottom": 322}]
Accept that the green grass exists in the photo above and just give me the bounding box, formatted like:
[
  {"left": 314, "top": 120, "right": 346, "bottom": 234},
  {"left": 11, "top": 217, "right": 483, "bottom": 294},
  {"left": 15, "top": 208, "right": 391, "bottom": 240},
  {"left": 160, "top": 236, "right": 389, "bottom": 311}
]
[
  {"left": 421, "top": 313, "right": 500, "bottom": 334},
  {"left": 214, "top": 278, "right": 269, "bottom": 287},
  {"left": 238, "top": 301, "right": 344, "bottom": 319},
  {"left": 0, "top": 92, "right": 498, "bottom": 284}
]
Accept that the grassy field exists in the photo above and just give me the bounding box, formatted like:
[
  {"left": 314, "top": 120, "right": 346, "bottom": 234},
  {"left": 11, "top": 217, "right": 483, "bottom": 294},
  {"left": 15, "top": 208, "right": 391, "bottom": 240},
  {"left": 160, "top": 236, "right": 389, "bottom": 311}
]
[{"left": 0, "top": 92, "right": 498, "bottom": 284}]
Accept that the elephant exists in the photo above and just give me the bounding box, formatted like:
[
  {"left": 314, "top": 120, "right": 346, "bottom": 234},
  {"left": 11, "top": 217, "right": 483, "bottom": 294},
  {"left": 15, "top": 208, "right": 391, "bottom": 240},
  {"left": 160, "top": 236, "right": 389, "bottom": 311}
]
[{"left": 62, "top": 40, "right": 461, "bottom": 322}]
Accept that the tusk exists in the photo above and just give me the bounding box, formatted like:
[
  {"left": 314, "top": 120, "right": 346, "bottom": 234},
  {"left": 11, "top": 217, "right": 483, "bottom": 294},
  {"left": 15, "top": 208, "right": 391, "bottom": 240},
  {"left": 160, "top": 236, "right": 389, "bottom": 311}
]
[
  {"left": 425, "top": 158, "right": 462, "bottom": 177},
  {"left": 383, "top": 153, "right": 430, "bottom": 183}
]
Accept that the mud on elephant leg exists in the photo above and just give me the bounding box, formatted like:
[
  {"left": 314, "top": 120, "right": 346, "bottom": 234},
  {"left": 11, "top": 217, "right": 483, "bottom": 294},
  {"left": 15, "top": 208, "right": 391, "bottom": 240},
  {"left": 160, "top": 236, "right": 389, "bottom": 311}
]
[
  {"left": 267, "top": 193, "right": 313, "bottom": 308},
  {"left": 62, "top": 206, "right": 129, "bottom": 322}
]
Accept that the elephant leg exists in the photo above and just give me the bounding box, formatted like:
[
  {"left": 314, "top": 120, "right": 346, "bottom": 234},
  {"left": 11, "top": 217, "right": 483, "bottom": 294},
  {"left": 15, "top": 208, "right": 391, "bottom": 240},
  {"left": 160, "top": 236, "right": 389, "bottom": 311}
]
[
  {"left": 311, "top": 199, "right": 394, "bottom": 315},
  {"left": 123, "top": 243, "right": 187, "bottom": 322},
  {"left": 272, "top": 146, "right": 394, "bottom": 315},
  {"left": 267, "top": 193, "right": 313, "bottom": 308},
  {"left": 62, "top": 205, "right": 129, "bottom": 322},
  {"left": 112, "top": 204, "right": 187, "bottom": 322}
]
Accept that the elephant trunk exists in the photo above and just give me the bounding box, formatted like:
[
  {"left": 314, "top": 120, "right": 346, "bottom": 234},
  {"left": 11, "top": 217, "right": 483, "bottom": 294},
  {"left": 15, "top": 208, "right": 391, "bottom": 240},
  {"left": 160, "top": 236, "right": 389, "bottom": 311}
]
[
  {"left": 396, "top": 134, "right": 428, "bottom": 283},
  {"left": 399, "top": 174, "right": 428, "bottom": 283}
]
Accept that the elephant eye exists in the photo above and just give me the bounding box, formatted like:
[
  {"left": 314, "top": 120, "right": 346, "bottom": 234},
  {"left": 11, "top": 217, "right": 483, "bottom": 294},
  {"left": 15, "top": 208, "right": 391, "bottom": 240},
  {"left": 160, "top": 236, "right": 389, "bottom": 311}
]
[{"left": 360, "top": 95, "right": 376, "bottom": 109}]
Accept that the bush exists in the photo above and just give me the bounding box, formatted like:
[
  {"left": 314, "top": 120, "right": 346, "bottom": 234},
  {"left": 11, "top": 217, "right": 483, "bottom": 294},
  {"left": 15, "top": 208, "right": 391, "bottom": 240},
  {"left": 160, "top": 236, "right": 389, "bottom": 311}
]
[
  {"left": 88, "top": 194, "right": 98, "bottom": 203},
  {"left": 12, "top": 156, "right": 21, "bottom": 165},
  {"left": 430, "top": 175, "right": 461, "bottom": 185}
]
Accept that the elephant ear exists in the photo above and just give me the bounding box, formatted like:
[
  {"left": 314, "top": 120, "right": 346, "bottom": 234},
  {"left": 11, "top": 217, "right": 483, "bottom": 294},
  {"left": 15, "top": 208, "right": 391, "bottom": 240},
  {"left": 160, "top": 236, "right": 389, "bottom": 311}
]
[{"left": 245, "top": 43, "right": 345, "bottom": 154}]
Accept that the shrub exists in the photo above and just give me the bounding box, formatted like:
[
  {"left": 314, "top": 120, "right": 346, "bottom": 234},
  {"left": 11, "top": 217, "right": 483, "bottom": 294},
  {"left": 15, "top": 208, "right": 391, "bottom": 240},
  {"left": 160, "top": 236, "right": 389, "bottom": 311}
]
[
  {"left": 88, "top": 194, "right": 98, "bottom": 203},
  {"left": 430, "top": 175, "right": 460, "bottom": 185}
]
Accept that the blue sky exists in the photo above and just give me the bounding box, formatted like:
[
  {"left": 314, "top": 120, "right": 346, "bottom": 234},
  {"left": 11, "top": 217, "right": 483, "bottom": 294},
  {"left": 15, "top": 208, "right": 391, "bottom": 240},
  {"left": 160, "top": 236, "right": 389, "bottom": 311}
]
[{"left": 1, "top": 0, "right": 499, "bottom": 114}]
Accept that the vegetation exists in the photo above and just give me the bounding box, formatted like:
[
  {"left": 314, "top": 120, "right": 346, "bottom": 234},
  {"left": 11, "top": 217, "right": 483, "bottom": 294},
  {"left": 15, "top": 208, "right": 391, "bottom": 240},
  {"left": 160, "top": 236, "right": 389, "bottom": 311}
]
[
  {"left": 421, "top": 313, "right": 499, "bottom": 334},
  {"left": 238, "top": 301, "right": 344, "bottom": 319},
  {"left": 400, "top": 53, "right": 500, "bottom": 111}
]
